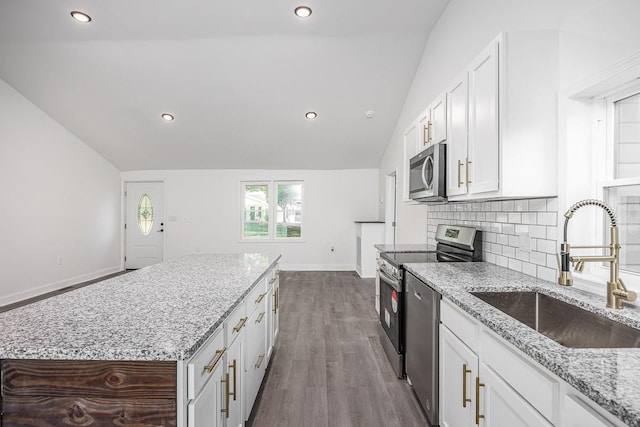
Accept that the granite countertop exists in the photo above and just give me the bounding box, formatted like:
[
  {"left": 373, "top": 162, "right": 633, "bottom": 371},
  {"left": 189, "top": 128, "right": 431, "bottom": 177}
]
[
  {"left": 0, "top": 253, "right": 281, "bottom": 362},
  {"left": 374, "top": 243, "right": 432, "bottom": 252},
  {"left": 405, "top": 262, "right": 640, "bottom": 426}
]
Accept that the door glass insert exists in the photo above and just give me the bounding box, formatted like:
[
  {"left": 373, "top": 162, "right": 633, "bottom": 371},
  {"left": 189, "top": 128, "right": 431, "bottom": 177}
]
[{"left": 137, "top": 193, "right": 154, "bottom": 236}]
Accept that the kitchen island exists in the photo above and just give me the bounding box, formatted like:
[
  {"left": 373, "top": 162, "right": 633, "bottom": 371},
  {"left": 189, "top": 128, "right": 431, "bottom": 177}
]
[
  {"left": 0, "top": 253, "right": 281, "bottom": 426},
  {"left": 406, "top": 261, "right": 640, "bottom": 427}
]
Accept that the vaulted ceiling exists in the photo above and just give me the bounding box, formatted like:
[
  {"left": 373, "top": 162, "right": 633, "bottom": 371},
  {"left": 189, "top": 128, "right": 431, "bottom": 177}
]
[{"left": 0, "top": 0, "right": 449, "bottom": 170}]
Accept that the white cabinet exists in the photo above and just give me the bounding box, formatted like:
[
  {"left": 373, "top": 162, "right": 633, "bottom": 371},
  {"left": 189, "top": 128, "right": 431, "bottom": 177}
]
[
  {"left": 440, "top": 299, "right": 627, "bottom": 427},
  {"left": 355, "top": 222, "right": 385, "bottom": 278},
  {"left": 187, "top": 360, "right": 224, "bottom": 427},
  {"left": 440, "top": 326, "right": 477, "bottom": 427},
  {"left": 478, "top": 362, "right": 552, "bottom": 427},
  {"left": 402, "top": 121, "right": 419, "bottom": 202},
  {"left": 183, "top": 264, "right": 280, "bottom": 427},
  {"left": 225, "top": 332, "right": 244, "bottom": 427},
  {"left": 417, "top": 92, "right": 447, "bottom": 152},
  {"left": 446, "top": 31, "right": 559, "bottom": 201}
]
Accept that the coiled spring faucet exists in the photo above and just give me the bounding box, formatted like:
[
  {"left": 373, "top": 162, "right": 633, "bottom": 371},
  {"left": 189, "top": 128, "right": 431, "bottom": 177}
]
[{"left": 558, "top": 199, "right": 636, "bottom": 309}]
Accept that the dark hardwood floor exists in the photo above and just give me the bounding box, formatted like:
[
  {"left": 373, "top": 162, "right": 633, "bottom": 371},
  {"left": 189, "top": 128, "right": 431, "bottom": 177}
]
[{"left": 249, "top": 271, "right": 428, "bottom": 427}]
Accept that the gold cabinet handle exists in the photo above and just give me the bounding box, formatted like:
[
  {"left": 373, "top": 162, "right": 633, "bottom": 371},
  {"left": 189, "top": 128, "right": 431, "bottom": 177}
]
[
  {"left": 427, "top": 121, "right": 432, "bottom": 143},
  {"left": 255, "top": 292, "right": 266, "bottom": 304},
  {"left": 475, "top": 376, "right": 485, "bottom": 425},
  {"left": 203, "top": 347, "right": 226, "bottom": 374},
  {"left": 462, "top": 364, "right": 472, "bottom": 408},
  {"left": 423, "top": 124, "right": 429, "bottom": 144},
  {"left": 273, "top": 288, "right": 279, "bottom": 313},
  {"left": 275, "top": 269, "right": 280, "bottom": 276},
  {"left": 255, "top": 353, "right": 265, "bottom": 369},
  {"left": 268, "top": 277, "right": 277, "bottom": 285},
  {"left": 221, "top": 372, "right": 230, "bottom": 418},
  {"left": 466, "top": 158, "right": 472, "bottom": 185},
  {"left": 232, "top": 317, "right": 248, "bottom": 333},
  {"left": 256, "top": 311, "right": 265, "bottom": 324},
  {"left": 229, "top": 359, "right": 237, "bottom": 401},
  {"left": 457, "top": 160, "right": 464, "bottom": 188}
]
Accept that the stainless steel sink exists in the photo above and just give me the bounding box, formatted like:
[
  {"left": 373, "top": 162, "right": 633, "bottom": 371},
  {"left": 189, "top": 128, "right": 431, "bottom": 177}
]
[{"left": 471, "top": 291, "right": 640, "bottom": 348}]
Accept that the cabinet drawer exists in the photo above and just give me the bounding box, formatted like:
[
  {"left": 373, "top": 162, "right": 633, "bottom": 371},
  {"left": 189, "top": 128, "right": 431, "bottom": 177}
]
[
  {"left": 2, "top": 396, "right": 176, "bottom": 426},
  {"left": 562, "top": 394, "right": 618, "bottom": 427},
  {"left": 247, "top": 277, "right": 268, "bottom": 315},
  {"left": 481, "top": 329, "right": 558, "bottom": 423},
  {"left": 187, "top": 327, "right": 225, "bottom": 400},
  {"left": 226, "top": 301, "right": 248, "bottom": 346},
  {"left": 441, "top": 299, "right": 480, "bottom": 352},
  {"left": 2, "top": 360, "right": 175, "bottom": 398}
]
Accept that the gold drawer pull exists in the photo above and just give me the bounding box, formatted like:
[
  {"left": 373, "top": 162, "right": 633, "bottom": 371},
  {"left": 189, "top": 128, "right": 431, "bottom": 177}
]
[
  {"left": 275, "top": 269, "right": 280, "bottom": 276},
  {"left": 233, "top": 317, "right": 248, "bottom": 333},
  {"left": 466, "top": 158, "right": 472, "bottom": 185},
  {"left": 269, "top": 277, "right": 277, "bottom": 285},
  {"left": 255, "top": 353, "right": 265, "bottom": 369},
  {"left": 221, "top": 372, "right": 230, "bottom": 418},
  {"left": 255, "top": 292, "right": 266, "bottom": 304},
  {"left": 475, "top": 376, "right": 485, "bottom": 425},
  {"left": 204, "top": 347, "right": 226, "bottom": 373},
  {"left": 462, "top": 364, "right": 472, "bottom": 408},
  {"left": 256, "top": 311, "right": 265, "bottom": 324},
  {"left": 229, "top": 359, "right": 237, "bottom": 400},
  {"left": 273, "top": 288, "right": 279, "bottom": 313}
]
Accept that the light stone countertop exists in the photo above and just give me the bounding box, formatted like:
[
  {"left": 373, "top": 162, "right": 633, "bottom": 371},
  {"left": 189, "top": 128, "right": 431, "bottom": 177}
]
[
  {"left": 0, "top": 253, "right": 281, "bottom": 362},
  {"left": 374, "top": 243, "right": 432, "bottom": 253},
  {"left": 405, "top": 261, "right": 640, "bottom": 427}
]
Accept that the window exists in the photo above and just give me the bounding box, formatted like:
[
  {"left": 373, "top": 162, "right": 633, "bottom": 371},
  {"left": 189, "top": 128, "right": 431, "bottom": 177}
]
[
  {"left": 600, "top": 89, "right": 640, "bottom": 276},
  {"left": 137, "top": 193, "right": 154, "bottom": 236},
  {"left": 242, "top": 181, "right": 303, "bottom": 240}
]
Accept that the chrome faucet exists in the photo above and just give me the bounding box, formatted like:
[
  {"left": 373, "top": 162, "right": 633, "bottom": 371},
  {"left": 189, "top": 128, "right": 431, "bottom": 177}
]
[{"left": 558, "top": 199, "right": 636, "bottom": 309}]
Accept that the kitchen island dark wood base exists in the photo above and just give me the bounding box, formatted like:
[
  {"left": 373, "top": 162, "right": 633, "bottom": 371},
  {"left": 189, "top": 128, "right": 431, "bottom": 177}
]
[{"left": 1, "top": 360, "right": 177, "bottom": 426}]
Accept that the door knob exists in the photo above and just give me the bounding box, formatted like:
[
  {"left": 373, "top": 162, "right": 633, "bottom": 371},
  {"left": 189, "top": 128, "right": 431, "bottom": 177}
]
[{"left": 157, "top": 229, "right": 164, "bottom": 232}]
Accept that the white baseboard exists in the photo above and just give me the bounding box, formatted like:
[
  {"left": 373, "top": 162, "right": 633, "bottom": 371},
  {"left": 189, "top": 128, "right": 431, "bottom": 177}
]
[
  {"left": 279, "top": 264, "right": 356, "bottom": 272},
  {"left": 0, "top": 265, "right": 122, "bottom": 307}
]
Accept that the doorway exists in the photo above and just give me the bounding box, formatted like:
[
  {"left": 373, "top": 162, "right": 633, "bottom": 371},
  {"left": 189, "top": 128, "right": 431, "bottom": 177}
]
[
  {"left": 125, "top": 182, "right": 164, "bottom": 269},
  {"left": 385, "top": 171, "right": 397, "bottom": 245}
]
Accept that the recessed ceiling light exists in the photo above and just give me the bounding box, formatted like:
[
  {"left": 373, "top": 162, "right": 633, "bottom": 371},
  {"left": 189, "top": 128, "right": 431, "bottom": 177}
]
[
  {"left": 70, "top": 11, "right": 92, "bottom": 23},
  {"left": 294, "top": 6, "right": 312, "bottom": 18},
  {"left": 161, "top": 113, "right": 175, "bottom": 121},
  {"left": 305, "top": 111, "right": 317, "bottom": 120}
]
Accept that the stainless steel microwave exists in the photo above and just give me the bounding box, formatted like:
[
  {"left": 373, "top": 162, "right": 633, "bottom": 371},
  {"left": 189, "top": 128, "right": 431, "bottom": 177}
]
[{"left": 409, "top": 143, "right": 446, "bottom": 203}]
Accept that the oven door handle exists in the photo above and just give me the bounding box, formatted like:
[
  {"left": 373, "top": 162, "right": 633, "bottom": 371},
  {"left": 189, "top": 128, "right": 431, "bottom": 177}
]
[{"left": 378, "top": 269, "right": 402, "bottom": 292}]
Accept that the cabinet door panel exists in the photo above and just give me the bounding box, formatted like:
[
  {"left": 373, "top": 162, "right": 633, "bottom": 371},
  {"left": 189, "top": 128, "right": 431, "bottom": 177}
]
[
  {"left": 188, "top": 368, "right": 223, "bottom": 427},
  {"left": 446, "top": 71, "right": 469, "bottom": 197},
  {"left": 226, "top": 337, "right": 244, "bottom": 427},
  {"left": 431, "top": 93, "right": 447, "bottom": 144},
  {"left": 479, "top": 363, "right": 552, "bottom": 427},
  {"left": 562, "top": 394, "right": 616, "bottom": 427},
  {"left": 440, "top": 326, "right": 477, "bottom": 427},
  {"left": 468, "top": 40, "right": 499, "bottom": 195}
]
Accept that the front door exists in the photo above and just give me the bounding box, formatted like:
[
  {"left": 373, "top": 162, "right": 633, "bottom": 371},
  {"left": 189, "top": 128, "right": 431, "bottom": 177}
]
[{"left": 125, "top": 182, "right": 164, "bottom": 269}]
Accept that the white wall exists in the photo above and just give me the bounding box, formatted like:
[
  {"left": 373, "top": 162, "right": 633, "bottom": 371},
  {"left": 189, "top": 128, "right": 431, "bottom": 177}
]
[
  {"left": 121, "top": 169, "right": 380, "bottom": 270},
  {"left": 0, "top": 78, "right": 121, "bottom": 306}
]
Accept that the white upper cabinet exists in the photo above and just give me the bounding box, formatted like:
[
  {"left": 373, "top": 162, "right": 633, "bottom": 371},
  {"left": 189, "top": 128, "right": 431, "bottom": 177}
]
[
  {"left": 446, "top": 31, "right": 559, "bottom": 201},
  {"left": 402, "top": 121, "right": 419, "bottom": 202},
  {"left": 418, "top": 92, "right": 447, "bottom": 153}
]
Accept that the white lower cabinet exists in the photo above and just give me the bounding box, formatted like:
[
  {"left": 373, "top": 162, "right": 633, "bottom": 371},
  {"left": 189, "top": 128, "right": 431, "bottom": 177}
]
[
  {"left": 182, "top": 264, "right": 279, "bottom": 427},
  {"left": 478, "top": 362, "right": 552, "bottom": 427},
  {"left": 440, "top": 299, "right": 625, "bottom": 427},
  {"left": 225, "top": 334, "right": 244, "bottom": 427},
  {"left": 187, "top": 347, "right": 225, "bottom": 427}
]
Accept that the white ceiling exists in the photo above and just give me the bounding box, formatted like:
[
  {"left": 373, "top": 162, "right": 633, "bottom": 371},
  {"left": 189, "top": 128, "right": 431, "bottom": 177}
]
[{"left": 0, "top": 0, "right": 449, "bottom": 170}]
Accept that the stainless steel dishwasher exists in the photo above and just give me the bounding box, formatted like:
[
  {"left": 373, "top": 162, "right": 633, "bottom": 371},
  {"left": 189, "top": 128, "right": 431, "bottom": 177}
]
[{"left": 405, "top": 270, "right": 440, "bottom": 426}]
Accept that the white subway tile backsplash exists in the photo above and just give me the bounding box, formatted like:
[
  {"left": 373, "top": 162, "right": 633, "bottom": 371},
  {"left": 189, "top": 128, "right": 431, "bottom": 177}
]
[
  {"left": 508, "top": 212, "right": 522, "bottom": 224},
  {"left": 537, "top": 266, "right": 557, "bottom": 282},
  {"left": 426, "top": 197, "right": 559, "bottom": 282},
  {"left": 538, "top": 212, "right": 557, "bottom": 226}
]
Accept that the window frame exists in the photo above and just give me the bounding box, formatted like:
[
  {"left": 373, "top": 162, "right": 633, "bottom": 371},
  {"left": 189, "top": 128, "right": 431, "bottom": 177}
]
[
  {"left": 240, "top": 180, "right": 304, "bottom": 242},
  {"left": 590, "top": 83, "right": 640, "bottom": 287}
]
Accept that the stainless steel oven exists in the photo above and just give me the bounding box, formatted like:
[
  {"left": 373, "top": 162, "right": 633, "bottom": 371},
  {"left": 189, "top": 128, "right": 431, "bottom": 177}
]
[{"left": 409, "top": 143, "right": 446, "bottom": 203}]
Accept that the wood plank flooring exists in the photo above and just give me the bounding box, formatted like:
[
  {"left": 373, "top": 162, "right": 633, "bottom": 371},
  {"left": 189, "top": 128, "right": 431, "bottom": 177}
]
[{"left": 249, "top": 271, "right": 428, "bottom": 427}]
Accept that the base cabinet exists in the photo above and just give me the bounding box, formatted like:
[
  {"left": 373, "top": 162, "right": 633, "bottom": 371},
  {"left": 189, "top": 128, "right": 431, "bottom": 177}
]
[
  {"left": 440, "top": 299, "right": 626, "bottom": 427},
  {"left": 188, "top": 362, "right": 224, "bottom": 427}
]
